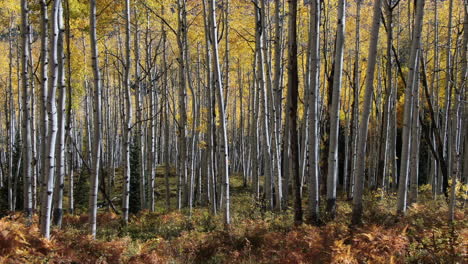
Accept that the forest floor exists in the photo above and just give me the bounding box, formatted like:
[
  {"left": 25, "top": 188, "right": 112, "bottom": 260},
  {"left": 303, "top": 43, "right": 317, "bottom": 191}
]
[{"left": 0, "top": 172, "right": 467, "bottom": 264}]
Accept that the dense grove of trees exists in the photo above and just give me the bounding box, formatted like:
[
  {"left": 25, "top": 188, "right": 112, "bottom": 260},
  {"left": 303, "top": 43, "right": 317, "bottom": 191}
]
[{"left": 0, "top": 0, "right": 466, "bottom": 242}]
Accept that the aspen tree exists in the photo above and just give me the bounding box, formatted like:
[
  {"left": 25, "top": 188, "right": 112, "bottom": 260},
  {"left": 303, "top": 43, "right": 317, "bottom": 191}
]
[
  {"left": 53, "top": 0, "right": 66, "bottom": 227},
  {"left": 286, "top": 0, "right": 302, "bottom": 225},
  {"left": 351, "top": 0, "right": 382, "bottom": 225},
  {"left": 122, "top": 0, "right": 133, "bottom": 223},
  {"left": 21, "top": 0, "right": 33, "bottom": 218},
  {"left": 40, "top": 0, "right": 49, "bottom": 191},
  {"left": 327, "top": 0, "right": 346, "bottom": 217},
  {"left": 176, "top": 0, "right": 188, "bottom": 209},
  {"left": 441, "top": 0, "right": 454, "bottom": 195},
  {"left": 208, "top": 0, "right": 230, "bottom": 226},
  {"left": 349, "top": 0, "right": 361, "bottom": 198},
  {"left": 397, "top": 0, "right": 425, "bottom": 214},
  {"left": 41, "top": 0, "right": 61, "bottom": 239},
  {"left": 307, "top": 0, "right": 321, "bottom": 224},
  {"left": 273, "top": 0, "right": 284, "bottom": 209},
  {"left": 7, "top": 16, "right": 14, "bottom": 212},
  {"left": 134, "top": 7, "right": 146, "bottom": 210},
  {"left": 89, "top": 0, "right": 102, "bottom": 238}
]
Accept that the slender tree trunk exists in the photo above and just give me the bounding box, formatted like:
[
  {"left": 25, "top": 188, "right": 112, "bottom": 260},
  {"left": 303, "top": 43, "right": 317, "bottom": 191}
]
[
  {"left": 255, "top": 0, "right": 274, "bottom": 209},
  {"left": 351, "top": 0, "right": 382, "bottom": 225},
  {"left": 441, "top": 0, "right": 454, "bottom": 196},
  {"left": 89, "top": 0, "right": 102, "bottom": 238},
  {"left": 161, "top": 4, "right": 171, "bottom": 210},
  {"left": 41, "top": 0, "right": 60, "bottom": 239},
  {"left": 39, "top": 0, "right": 49, "bottom": 198},
  {"left": 349, "top": 0, "right": 361, "bottom": 199},
  {"left": 409, "top": 75, "right": 421, "bottom": 205},
  {"left": 122, "top": 0, "right": 133, "bottom": 223},
  {"left": 28, "top": 23, "right": 37, "bottom": 212},
  {"left": 176, "top": 0, "right": 188, "bottom": 209},
  {"left": 7, "top": 16, "right": 14, "bottom": 212},
  {"left": 133, "top": 9, "right": 146, "bottom": 210},
  {"left": 21, "top": 0, "right": 33, "bottom": 219},
  {"left": 307, "top": 0, "right": 321, "bottom": 224},
  {"left": 208, "top": 0, "right": 230, "bottom": 226},
  {"left": 326, "top": 0, "right": 346, "bottom": 218},
  {"left": 449, "top": 5, "right": 466, "bottom": 219},
  {"left": 397, "top": 0, "right": 425, "bottom": 214},
  {"left": 287, "top": 0, "right": 302, "bottom": 225},
  {"left": 53, "top": 1, "right": 66, "bottom": 227}
]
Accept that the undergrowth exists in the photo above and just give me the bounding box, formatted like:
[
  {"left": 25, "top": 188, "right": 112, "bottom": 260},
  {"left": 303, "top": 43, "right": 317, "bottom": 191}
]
[{"left": 0, "top": 180, "right": 466, "bottom": 264}]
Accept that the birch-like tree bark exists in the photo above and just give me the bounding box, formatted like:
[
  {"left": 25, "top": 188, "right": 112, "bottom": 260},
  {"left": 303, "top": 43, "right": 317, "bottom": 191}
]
[
  {"left": 21, "top": 0, "right": 33, "bottom": 218},
  {"left": 41, "top": 0, "right": 60, "bottom": 239},
  {"left": 441, "top": 0, "right": 454, "bottom": 196},
  {"left": 449, "top": 5, "right": 466, "bottom": 220},
  {"left": 307, "top": 0, "right": 321, "bottom": 224},
  {"left": 273, "top": 0, "right": 283, "bottom": 209},
  {"left": 134, "top": 9, "right": 146, "bottom": 210},
  {"left": 397, "top": 0, "right": 425, "bottom": 214},
  {"left": 208, "top": 0, "right": 230, "bottom": 226},
  {"left": 7, "top": 16, "right": 14, "bottom": 212},
  {"left": 176, "top": 0, "right": 188, "bottom": 209},
  {"left": 327, "top": 0, "right": 346, "bottom": 218},
  {"left": 349, "top": 0, "right": 361, "bottom": 198},
  {"left": 53, "top": 1, "right": 66, "bottom": 227},
  {"left": 89, "top": 0, "right": 102, "bottom": 238},
  {"left": 351, "top": 0, "right": 382, "bottom": 225},
  {"left": 409, "top": 74, "right": 421, "bottom": 205},
  {"left": 122, "top": 0, "right": 133, "bottom": 223},
  {"left": 39, "top": 0, "right": 49, "bottom": 194}
]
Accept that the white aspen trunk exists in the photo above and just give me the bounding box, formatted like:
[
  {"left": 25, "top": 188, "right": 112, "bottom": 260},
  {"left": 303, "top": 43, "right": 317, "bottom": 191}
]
[
  {"left": 144, "top": 13, "right": 156, "bottom": 212},
  {"left": 53, "top": 1, "right": 66, "bottom": 227},
  {"left": 41, "top": 0, "right": 60, "bottom": 239},
  {"left": 7, "top": 16, "right": 14, "bottom": 212},
  {"left": 27, "top": 21, "right": 38, "bottom": 212},
  {"left": 409, "top": 77, "right": 420, "bottom": 205},
  {"left": 307, "top": 0, "right": 321, "bottom": 224},
  {"left": 148, "top": 67, "right": 156, "bottom": 211},
  {"left": 383, "top": 1, "right": 395, "bottom": 192},
  {"left": 261, "top": 0, "right": 281, "bottom": 210},
  {"left": 351, "top": 0, "right": 382, "bottom": 225},
  {"left": 40, "top": 0, "right": 49, "bottom": 191},
  {"left": 441, "top": 0, "right": 454, "bottom": 195},
  {"left": 68, "top": 114, "right": 74, "bottom": 214},
  {"left": 430, "top": 1, "right": 440, "bottom": 197},
  {"left": 89, "top": 0, "right": 102, "bottom": 238},
  {"left": 273, "top": 0, "right": 284, "bottom": 208},
  {"left": 21, "top": 0, "right": 33, "bottom": 218},
  {"left": 161, "top": 5, "right": 171, "bottom": 209},
  {"left": 397, "top": 0, "right": 425, "bottom": 214},
  {"left": 122, "top": 0, "right": 133, "bottom": 223},
  {"left": 253, "top": 78, "right": 260, "bottom": 199},
  {"left": 250, "top": 18, "right": 260, "bottom": 200},
  {"left": 449, "top": 5, "right": 466, "bottom": 219},
  {"left": 103, "top": 50, "right": 113, "bottom": 209},
  {"left": 209, "top": 0, "right": 230, "bottom": 226},
  {"left": 201, "top": 0, "right": 215, "bottom": 210},
  {"left": 176, "top": 0, "right": 188, "bottom": 209},
  {"left": 326, "top": 0, "right": 346, "bottom": 217},
  {"left": 133, "top": 11, "right": 146, "bottom": 210},
  {"left": 84, "top": 83, "right": 92, "bottom": 163},
  {"left": 255, "top": 0, "right": 274, "bottom": 209},
  {"left": 349, "top": 0, "right": 361, "bottom": 199},
  {"left": 448, "top": 90, "right": 461, "bottom": 222}
]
